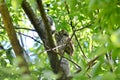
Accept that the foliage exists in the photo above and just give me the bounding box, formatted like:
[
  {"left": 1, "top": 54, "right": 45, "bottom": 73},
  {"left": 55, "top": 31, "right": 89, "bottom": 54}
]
[{"left": 0, "top": 0, "right": 120, "bottom": 80}]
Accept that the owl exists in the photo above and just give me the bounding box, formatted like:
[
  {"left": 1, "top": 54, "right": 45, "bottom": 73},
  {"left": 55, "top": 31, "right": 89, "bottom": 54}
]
[
  {"left": 39, "top": 16, "right": 56, "bottom": 34},
  {"left": 60, "top": 58, "right": 70, "bottom": 77},
  {"left": 55, "top": 30, "right": 74, "bottom": 56}
]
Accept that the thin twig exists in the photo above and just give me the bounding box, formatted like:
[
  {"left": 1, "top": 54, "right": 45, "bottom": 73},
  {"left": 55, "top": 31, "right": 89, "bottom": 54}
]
[
  {"left": 36, "top": 44, "right": 66, "bottom": 55},
  {"left": 17, "top": 32, "right": 42, "bottom": 44},
  {"left": 29, "top": 42, "right": 82, "bottom": 71},
  {"left": 105, "top": 51, "right": 113, "bottom": 72},
  {"left": 64, "top": 1, "right": 87, "bottom": 58},
  {"left": 62, "top": 56, "right": 82, "bottom": 72},
  {"left": 87, "top": 56, "right": 100, "bottom": 71},
  {"left": 0, "top": 24, "right": 35, "bottom": 31},
  {"left": 74, "top": 33, "right": 87, "bottom": 58},
  {"left": 75, "top": 23, "right": 92, "bottom": 32},
  {"left": 15, "top": 27, "right": 35, "bottom": 31}
]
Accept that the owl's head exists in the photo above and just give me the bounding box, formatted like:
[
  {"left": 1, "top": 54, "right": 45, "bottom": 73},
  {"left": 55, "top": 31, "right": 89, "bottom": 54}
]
[
  {"left": 55, "top": 30, "right": 69, "bottom": 41},
  {"left": 39, "top": 16, "right": 56, "bottom": 34}
]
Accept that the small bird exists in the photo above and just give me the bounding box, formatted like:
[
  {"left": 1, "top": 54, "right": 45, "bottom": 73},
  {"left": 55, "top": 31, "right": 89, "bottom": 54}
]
[
  {"left": 39, "top": 16, "right": 56, "bottom": 34},
  {"left": 55, "top": 30, "right": 74, "bottom": 56},
  {"left": 60, "top": 58, "right": 70, "bottom": 77}
]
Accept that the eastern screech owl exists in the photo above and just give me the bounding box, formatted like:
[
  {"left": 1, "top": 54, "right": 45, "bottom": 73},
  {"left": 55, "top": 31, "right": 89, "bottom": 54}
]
[
  {"left": 39, "top": 16, "right": 56, "bottom": 34},
  {"left": 60, "top": 58, "right": 70, "bottom": 77},
  {"left": 55, "top": 30, "right": 74, "bottom": 56}
]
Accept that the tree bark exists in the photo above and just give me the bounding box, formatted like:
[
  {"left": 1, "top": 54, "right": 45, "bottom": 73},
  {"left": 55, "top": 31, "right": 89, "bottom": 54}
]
[
  {"left": 0, "top": 0, "right": 30, "bottom": 75},
  {"left": 22, "top": 0, "right": 60, "bottom": 74},
  {"left": 21, "top": 0, "right": 71, "bottom": 79}
]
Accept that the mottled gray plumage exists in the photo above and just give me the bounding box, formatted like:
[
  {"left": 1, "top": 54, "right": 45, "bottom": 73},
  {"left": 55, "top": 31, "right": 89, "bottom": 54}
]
[
  {"left": 39, "top": 16, "right": 56, "bottom": 34},
  {"left": 55, "top": 30, "right": 74, "bottom": 56},
  {"left": 60, "top": 58, "right": 70, "bottom": 77}
]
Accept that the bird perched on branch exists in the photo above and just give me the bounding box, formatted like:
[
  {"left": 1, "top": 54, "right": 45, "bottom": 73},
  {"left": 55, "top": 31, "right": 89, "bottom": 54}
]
[
  {"left": 55, "top": 30, "right": 74, "bottom": 56},
  {"left": 60, "top": 58, "right": 70, "bottom": 77},
  {"left": 39, "top": 16, "right": 56, "bottom": 35},
  {"left": 55, "top": 30, "right": 74, "bottom": 79}
]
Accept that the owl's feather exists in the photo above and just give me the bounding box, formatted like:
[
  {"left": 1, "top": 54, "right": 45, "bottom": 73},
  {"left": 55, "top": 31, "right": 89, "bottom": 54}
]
[{"left": 55, "top": 30, "right": 74, "bottom": 56}]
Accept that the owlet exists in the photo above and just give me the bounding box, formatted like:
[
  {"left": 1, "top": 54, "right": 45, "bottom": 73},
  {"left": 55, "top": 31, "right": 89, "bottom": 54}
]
[{"left": 55, "top": 30, "right": 74, "bottom": 56}]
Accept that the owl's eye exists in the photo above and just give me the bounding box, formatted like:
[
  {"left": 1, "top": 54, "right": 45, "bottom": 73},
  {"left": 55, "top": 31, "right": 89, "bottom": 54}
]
[{"left": 63, "top": 33, "right": 68, "bottom": 36}]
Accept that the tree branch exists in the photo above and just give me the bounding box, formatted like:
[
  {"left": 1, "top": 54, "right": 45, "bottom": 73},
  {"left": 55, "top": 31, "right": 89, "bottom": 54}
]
[
  {"left": 22, "top": 0, "right": 60, "bottom": 74},
  {"left": 17, "top": 32, "right": 42, "bottom": 44},
  {"left": 64, "top": 1, "right": 87, "bottom": 58},
  {"left": 36, "top": 0, "right": 60, "bottom": 74},
  {"left": 15, "top": 27, "right": 35, "bottom": 31},
  {"left": 21, "top": 0, "right": 44, "bottom": 40},
  {"left": 0, "top": 0, "right": 30, "bottom": 75}
]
